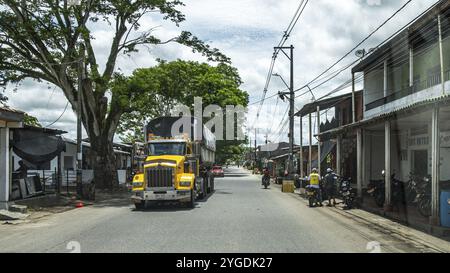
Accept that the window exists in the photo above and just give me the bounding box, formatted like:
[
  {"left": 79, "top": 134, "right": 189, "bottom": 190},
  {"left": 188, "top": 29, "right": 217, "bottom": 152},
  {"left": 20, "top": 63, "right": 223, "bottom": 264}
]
[
  {"left": 148, "top": 142, "right": 187, "bottom": 156},
  {"left": 64, "top": 156, "right": 74, "bottom": 170}
]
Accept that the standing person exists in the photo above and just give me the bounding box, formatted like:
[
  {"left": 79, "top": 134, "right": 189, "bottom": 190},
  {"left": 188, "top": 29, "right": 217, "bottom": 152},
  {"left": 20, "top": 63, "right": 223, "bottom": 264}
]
[
  {"left": 324, "top": 168, "right": 338, "bottom": 207},
  {"left": 16, "top": 160, "right": 29, "bottom": 179},
  {"left": 308, "top": 168, "right": 323, "bottom": 207}
]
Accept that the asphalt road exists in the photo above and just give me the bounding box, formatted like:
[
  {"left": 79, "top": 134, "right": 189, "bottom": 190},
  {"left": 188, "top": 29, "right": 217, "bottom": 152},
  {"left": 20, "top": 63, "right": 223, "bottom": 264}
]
[{"left": 0, "top": 167, "right": 430, "bottom": 253}]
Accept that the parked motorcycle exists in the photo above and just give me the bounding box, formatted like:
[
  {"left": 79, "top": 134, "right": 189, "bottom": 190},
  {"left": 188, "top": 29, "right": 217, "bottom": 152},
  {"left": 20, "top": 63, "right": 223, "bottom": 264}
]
[
  {"left": 416, "top": 176, "right": 432, "bottom": 217},
  {"left": 416, "top": 179, "right": 450, "bottom": 218},
  {"left": 367, "top": 179, "right": 385, "bottom": 208},
  {"left": 306, "top": 186, "right": 321, "bottom": 208},
  {"left": 391, "top": 174, "right": 406, "bottom": 206},
  {"left": 367, "top": 170, "right": 407, "bottom": 208},
  {"left": 339, "top": 177, "right": 356, "bottom": 209}
]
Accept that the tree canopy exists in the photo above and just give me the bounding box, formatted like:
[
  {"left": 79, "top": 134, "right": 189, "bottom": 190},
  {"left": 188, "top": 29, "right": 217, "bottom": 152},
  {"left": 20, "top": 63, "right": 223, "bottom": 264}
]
[
  {"left": 0, "top": 0, "right": 230, "bottom": 188},
  {"left": 117, "top": 60, "right": 249, "bottom": 164}
]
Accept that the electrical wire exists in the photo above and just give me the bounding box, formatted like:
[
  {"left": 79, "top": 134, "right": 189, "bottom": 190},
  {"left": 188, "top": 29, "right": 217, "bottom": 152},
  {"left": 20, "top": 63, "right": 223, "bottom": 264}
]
[
  {"left": 252, "top": 0, "right": 309, "bottom": 128},
  {"left": 294, "top": 0, "right": 415, "bottom": 96},
  {"left": 294, "top": 0, "right": 443, "bottom": 106},
  {"left": 44, "top": 101, "right": 69, "bottom": 128}
]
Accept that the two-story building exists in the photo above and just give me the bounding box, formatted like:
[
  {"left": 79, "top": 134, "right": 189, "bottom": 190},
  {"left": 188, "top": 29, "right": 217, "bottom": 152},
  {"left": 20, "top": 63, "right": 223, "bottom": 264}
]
[
  {"left": 296, "top": 90, "right": 363, "bottom": 180},
  {"left": 318, "top": 0, "right": 450, "bottom": 231}
]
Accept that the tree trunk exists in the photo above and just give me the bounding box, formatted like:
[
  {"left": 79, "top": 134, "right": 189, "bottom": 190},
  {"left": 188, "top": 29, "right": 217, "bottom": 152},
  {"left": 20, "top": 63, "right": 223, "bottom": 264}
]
[{"left": 89, "top": 136, "right": 119, "bottom": 190}]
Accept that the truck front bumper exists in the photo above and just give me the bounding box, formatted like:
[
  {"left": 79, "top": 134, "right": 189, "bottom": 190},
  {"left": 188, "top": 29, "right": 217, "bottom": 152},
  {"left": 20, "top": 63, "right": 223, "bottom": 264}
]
[{"left": 132, "top": 190, "right": 191, "bottom": 203}]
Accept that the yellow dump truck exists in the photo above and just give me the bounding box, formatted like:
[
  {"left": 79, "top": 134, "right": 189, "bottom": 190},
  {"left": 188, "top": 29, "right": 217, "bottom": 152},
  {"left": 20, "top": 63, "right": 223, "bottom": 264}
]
[{"left": 131, "top": 117, "right": 216, "bottom": 209}]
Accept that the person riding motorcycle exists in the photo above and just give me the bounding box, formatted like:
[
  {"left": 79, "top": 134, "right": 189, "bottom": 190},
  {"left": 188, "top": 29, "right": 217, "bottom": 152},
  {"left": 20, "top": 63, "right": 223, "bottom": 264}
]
[
  {"left": 262, "top": 167, "right": 270, "bottom": 186},
  {"left": 307, "top": 168, "right": 323, "bottom": 207},
  {"left": 324, "top": 168, "right": 338, "bottom": 207}
]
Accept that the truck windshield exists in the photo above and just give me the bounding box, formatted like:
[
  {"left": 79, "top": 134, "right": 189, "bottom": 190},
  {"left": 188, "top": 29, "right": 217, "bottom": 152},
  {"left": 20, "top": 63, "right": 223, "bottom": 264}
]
[{"left": 148, "top": 143, "right": 186, "bottom": 156}]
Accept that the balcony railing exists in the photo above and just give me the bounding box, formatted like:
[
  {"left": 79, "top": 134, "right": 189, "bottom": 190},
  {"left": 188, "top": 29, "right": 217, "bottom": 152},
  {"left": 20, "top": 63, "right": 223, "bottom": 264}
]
[{"left": 365, "top": 71, "right": 447, "bottom": 111}]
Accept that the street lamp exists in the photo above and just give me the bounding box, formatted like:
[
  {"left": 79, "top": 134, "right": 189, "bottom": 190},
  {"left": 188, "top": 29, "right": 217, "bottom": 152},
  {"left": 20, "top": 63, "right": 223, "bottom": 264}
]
[
  {"left": 273, "top": 74, "right": 291, "bottom": 102},
  {"left": 272, "top": 73, "right": 290, "bottom": 90}
]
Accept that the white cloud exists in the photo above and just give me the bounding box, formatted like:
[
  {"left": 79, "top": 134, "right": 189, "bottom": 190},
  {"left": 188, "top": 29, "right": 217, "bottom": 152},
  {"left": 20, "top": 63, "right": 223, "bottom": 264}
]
[{"left": 3, "top": 0, "right": 439, "bottom": 145}]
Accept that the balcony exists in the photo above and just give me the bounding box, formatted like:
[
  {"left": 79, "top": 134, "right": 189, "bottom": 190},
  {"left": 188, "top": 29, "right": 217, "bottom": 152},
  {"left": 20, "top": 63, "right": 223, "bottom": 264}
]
[{"left": 365, "top": 70, "right": 448, "bottom": 112}]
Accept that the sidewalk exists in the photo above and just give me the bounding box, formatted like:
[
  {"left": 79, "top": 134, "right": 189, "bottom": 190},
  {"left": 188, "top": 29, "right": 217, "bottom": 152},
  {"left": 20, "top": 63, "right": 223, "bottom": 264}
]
[{"left": 271, "top": 183, "right": 450, "bottom": 253}]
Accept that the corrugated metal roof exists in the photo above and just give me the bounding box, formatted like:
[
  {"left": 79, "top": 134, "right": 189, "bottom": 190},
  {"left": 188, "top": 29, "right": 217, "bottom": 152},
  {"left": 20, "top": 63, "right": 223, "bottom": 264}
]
[
  {"left": 295, "top": 91, "right": 362, "bottom": 117},
  {"left": 0, "top": 105, "right": 24, "bottom": 114},
  {"left": 0, "top": 105, "right": 25, "bottom": 122},
  {"left": 318, "top": 94, "right": 450, "bottom": 138}
]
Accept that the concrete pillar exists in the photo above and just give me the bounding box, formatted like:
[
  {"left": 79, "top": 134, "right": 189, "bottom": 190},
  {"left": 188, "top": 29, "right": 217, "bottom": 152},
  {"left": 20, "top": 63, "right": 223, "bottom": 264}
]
[
  {"left": 409, "top": 47, "right": 414, "bottom": 88},
  {"left": 385, "top": 121, "right": 392, "bottom": 208},
  {"left": 438, "top": 15, "right": 445, "bottom": 94},
  {"left": 299, "top": 116, "right": 304, "bottom": 178},
  {"left": 431, "top": 106, "right": 440, "bottom": 225},
  {"left": 362, "top": 129, "right": 366, "bottom": 191},
  {"left": 357, "top": 129, "right": 363, "bottom": 198},
  {"left": 352, "top": 73, "right": 356, "bottom": 123},
  {"left": 384, "top": 60, "right": 388, "bottom": 97},
  {"left": 336, "top": 135, "right": 342, "bottom": 176},
  {"left": 317, "top": 106, "right": 321, "bottom": 175},
  {"left": 0, "top": 127, "right": 10, "bottom": 210},
  {"left": 309, "top": 113, "right": 312, "bottom": 174}
]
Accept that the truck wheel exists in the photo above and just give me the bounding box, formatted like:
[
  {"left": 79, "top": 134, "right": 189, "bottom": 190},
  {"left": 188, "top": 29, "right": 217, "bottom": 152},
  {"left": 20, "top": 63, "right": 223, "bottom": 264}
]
[
  {"left": 197, "top": 178, "right": 205, "bottom": 199},
  {"left": 188, "top": 190, "right": 195, "bottom": 208},
  {"left": 134, "top": 201, "right": 145, "bottom": 210},
  {"left": 210, "top": 176, "right": 215, "bottom": 193}
]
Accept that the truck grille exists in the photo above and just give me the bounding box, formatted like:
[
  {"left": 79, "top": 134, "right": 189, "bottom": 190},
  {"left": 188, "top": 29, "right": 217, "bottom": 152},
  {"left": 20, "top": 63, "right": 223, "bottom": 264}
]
[{"left": 146, "top": 167, "right": 174, "bottom": 188}]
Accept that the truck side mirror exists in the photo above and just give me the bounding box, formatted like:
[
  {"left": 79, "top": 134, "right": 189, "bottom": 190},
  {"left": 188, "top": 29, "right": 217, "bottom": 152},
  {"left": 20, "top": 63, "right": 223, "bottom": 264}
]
[{"left": 184, "top": 162, "right": 190, "bottom": 173}]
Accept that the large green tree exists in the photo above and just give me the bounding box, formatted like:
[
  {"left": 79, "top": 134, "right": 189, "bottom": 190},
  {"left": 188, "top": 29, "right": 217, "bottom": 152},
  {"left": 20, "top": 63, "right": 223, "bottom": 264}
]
[
  {"left": 0, "top": 0, "right": 228, "bottom": 189},
  {"left": 117, "top": 60, "right": 249, "bottom": 164}
]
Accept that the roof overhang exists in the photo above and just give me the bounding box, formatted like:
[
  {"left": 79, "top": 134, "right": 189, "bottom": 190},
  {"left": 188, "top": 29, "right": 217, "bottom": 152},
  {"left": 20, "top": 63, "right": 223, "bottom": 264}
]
[
  {"left": 0, "top": 106, "right": 25, "bottom": 125},
  {"left": 318, "top": 94, "right": 450, "bottom": 139},
  {"left": 295, "top": 91, "right": 362, "bottom": 117}
]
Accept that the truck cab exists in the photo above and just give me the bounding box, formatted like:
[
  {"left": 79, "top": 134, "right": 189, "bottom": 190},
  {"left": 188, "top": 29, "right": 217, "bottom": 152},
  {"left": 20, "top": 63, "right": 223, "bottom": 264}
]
[{"left": 131, "top": 117, "right": 215, "bottom": 209}]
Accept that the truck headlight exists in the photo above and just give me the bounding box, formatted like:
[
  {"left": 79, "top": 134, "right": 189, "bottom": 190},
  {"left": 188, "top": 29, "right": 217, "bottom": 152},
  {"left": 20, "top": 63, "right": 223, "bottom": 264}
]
[
  {"left": 180, "top": 181, "right": 191, "bottom": 187},
  {"left": 133, "top": 182, "right": 144, "bottom": 188}
]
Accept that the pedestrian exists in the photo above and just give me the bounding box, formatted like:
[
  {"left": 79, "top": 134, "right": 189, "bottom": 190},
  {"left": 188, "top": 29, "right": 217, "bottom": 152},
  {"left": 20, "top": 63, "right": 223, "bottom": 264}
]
[
  {"left": 16, "top": 160, "right": 29, "bottom": 179},
  {"left": 324, "top": 168, "right": 338, "bottom": 207},
  {"left": 307, "top": 168, "right": 323, "bottom": 206}
]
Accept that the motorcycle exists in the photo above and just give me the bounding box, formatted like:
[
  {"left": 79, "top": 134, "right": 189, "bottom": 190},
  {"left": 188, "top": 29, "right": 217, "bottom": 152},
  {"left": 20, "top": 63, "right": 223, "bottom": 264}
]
[
  {"left": 262, "top": 168, "right": 271, "bottom": 189},
  {"left": 339, "top": 177, "right": 356, "bottom": 209},
  {"left": 416, "top": 178, "right": 450, "bottom": 218},
  {"left": 367, "top": 178, "right": 385, "bottom": 208},
  {"left": 306, "top": 186, "right": 321, "bottom": 208},
  {"left": 416, "top": 176, "right": 432, "bottom": 217},
  {"left": 391, "top": 174, "right": 406, "bottom": 206},
  {"left": 367, "top": 170, "right": 407, "bottom": 208}
]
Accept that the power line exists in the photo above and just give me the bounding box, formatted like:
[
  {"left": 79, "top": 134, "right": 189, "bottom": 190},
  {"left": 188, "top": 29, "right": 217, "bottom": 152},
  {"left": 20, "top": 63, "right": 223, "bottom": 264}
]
[
  {"left": 303, "top": 0, "right": 442, "bottom": 103},
  {"left": 252, "top": 0, "right": 309, "bottom": 128},
  {"left": 294, "top": 0, "right": 414, "bottom": 96},
  {"left": 44, "top": 101, "right": 69, "bottom": 128}
]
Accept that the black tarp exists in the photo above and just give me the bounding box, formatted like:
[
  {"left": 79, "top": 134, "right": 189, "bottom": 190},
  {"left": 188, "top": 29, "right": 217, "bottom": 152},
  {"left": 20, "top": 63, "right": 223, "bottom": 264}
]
[
  {"left": 12, "top": 128, "right": 65, "bottom": 165},
  {"left": 311, "top": 140, "right": 336, "bottom": 169}
]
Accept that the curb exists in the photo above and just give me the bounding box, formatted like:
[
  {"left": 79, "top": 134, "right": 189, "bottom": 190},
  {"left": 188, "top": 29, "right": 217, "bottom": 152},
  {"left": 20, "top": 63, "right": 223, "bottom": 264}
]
[{"left": 276, "top": 184, "right": 450, "bottom": 253}]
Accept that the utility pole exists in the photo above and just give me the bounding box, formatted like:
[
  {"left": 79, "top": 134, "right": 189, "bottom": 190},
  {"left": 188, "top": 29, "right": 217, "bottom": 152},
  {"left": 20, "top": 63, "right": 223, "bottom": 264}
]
[
  {"left": 254, "top": 128, "right": 257, "bottom": 166},
  {"left": 76, "top": 44, "right": 85, "bottom": 197},
  {"left": 274, "top": 45, "right": 295, "bottom": 178}
]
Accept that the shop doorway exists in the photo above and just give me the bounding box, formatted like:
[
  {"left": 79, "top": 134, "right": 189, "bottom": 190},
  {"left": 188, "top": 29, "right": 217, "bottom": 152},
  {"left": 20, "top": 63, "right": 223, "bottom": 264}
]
[{"left": 412, "top": 150, "right": 428, "bottom": 176}]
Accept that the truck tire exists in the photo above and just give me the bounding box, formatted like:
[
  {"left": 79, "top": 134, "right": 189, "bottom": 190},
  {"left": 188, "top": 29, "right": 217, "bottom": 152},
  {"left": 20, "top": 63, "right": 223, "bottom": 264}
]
[
  {"left": 202, "top": 177, "right": 208, "bottom": 199},
  {"left": 135, "top": 201, "right": 145, "bottom": 210},
  {"left": 210, "top": 175, "right": 215, "bottom": 193},
  {"left": 188, "top": 190, "right": 195, "bottom": 208},
  {"left": 197, "top": 178, "right": 205, "bottom": 199}
]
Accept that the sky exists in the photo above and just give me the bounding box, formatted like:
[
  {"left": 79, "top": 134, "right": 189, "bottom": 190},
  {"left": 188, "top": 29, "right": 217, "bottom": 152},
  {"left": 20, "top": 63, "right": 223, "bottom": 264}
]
[{"left": 2, "top": 0, "right": 440, "bottom": 144}]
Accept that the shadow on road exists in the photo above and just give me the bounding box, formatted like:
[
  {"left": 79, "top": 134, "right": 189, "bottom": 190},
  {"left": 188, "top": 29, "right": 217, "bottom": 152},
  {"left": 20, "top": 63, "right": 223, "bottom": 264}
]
[
  {"left": 224, "top": 174, "right": 249, "bottom": 178},
  {"left": 132, "top": 203, "right": 195, "bottom": 212}
]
